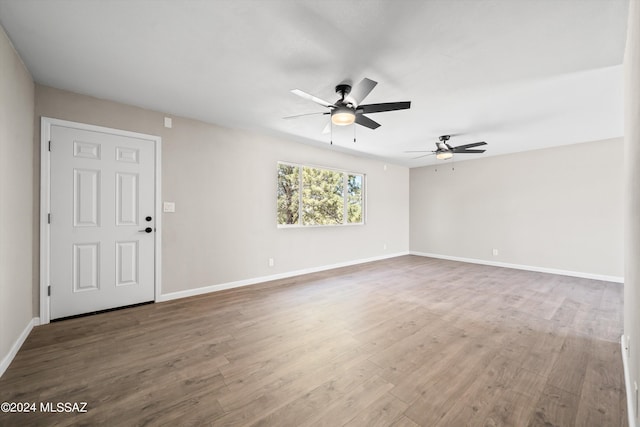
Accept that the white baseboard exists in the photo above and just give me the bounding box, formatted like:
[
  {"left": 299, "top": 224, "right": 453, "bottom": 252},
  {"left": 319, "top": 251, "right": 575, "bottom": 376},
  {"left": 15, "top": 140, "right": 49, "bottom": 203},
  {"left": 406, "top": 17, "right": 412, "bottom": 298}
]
[
  {"left": 0, "top": 317, "right": 40, "bottom": 378},
  {"left": 157, "top": 251, "right": 409, "bottom": 302},
  {"left": 622, "top": 335, "right": 637, "bottom": 427},
  {"left": 410, "top": 251, "right": 624, "bottom": 283}
]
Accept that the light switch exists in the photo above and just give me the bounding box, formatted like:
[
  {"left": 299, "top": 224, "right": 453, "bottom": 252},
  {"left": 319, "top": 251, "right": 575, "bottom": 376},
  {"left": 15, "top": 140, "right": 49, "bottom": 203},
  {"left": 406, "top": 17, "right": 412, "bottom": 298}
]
[
  {"left": 164, "top": 117, "right": 172, "bottom": 128},
  {"left": 163, "top": 201, "right": 175, "bottom": 213}
]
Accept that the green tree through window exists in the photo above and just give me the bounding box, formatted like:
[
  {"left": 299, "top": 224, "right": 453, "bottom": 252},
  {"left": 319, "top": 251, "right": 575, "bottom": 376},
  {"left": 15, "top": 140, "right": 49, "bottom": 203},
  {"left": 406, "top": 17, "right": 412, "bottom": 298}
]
[
  {"left": 347, "top": 174, "right": 363, "bottom": 223},
  {"left": 302, "top": 167, "right": 344, "bottom": 225},
  {"left": 277, "top": 163, "right": 364, "bottom": 226},
  {"left": 277, "top": 164, "right": 299, "bottom": 225}
]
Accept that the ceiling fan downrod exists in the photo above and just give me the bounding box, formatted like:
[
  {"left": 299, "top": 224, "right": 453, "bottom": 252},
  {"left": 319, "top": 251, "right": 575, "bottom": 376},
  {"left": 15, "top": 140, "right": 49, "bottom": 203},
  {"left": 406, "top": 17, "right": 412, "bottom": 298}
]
[{"left": 335, "top": 84, "right": 352, "bottom": 102}]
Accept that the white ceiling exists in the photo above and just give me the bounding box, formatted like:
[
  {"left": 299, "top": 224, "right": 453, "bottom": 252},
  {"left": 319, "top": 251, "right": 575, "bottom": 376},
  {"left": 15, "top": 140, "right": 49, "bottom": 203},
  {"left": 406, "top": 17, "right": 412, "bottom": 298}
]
[{"left": 0, "top": 0, "right": 629, "bottom": 167}]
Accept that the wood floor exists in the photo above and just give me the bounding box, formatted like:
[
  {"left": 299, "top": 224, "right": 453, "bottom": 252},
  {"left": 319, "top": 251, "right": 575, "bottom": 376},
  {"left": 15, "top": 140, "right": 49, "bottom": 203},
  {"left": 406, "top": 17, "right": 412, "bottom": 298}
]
[{"left": 0, "top": 255, "right": 626, "bottom": 426}]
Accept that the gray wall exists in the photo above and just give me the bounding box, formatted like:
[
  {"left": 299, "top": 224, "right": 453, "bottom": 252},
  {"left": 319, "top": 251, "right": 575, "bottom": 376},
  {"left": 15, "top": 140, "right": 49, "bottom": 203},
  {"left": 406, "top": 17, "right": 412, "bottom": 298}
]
[
  {"left": 624, "top": 0, "right": 640, "bottom": 424},
  {"left": 410, "top": 138, "right": 624, "bottom": 279},
  {"left": 34, "top": 85, "right": 410, "bottom": 304},
  {"left": 0, "top": 27, "right": 34, "bottom": 366}
]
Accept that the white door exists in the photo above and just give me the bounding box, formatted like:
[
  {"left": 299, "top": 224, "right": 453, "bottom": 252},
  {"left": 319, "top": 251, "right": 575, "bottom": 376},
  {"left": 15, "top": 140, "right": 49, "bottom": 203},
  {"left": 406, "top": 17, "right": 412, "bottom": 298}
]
[{"left": 49, "top": 124, "right": 156, "bottom": 319}]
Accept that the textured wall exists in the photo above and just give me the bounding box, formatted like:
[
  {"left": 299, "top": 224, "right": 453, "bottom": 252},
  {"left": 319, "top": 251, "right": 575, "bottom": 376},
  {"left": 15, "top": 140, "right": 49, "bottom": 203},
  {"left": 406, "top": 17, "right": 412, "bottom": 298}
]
[
  {"left": 0, "top": 25, "right": 34, "bottom": 369},
  {"left": 410, "top": 138, "right": 624, "bottom": 278},
  {"left": 624, "top": 0, "right": 640, "bottom": 424},
  {"left": 34, "top": 85, "right": 409, "bottom": 301}
]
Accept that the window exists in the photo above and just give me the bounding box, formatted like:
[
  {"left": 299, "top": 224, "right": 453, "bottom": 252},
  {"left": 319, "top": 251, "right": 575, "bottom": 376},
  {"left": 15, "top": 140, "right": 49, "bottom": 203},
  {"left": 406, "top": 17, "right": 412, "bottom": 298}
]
[{"left": 277, "top": 162, "right": 365, "bottom": 227}]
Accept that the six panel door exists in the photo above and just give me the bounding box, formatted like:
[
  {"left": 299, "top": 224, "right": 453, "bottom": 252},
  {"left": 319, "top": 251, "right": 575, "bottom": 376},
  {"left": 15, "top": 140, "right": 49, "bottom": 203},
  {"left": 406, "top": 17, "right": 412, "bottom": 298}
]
[{"left": 49, "top": 125, "right": 155, "bottom": 319}]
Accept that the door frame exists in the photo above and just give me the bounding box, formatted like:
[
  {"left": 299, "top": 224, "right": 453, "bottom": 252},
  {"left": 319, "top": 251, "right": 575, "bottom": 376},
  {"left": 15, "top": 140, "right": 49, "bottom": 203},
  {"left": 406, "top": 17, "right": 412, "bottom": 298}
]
[{"left": 40, "top": 117, "right": 162, "bottom": 324}]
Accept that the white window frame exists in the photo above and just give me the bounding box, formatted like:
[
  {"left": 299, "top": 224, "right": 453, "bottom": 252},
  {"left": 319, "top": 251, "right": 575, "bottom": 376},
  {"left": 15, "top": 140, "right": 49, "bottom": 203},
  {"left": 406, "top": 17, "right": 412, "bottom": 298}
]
[{"left": 277, "top": 161, "right": 366, "bottom": 228}]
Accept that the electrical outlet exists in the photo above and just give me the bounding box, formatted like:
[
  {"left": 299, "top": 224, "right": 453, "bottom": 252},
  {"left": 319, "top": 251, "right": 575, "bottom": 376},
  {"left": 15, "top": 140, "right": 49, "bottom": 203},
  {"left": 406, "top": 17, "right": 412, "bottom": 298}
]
[
  {"left": 492, "top": 248, "right": 499, "bottom": 256},
  {"left": 268, "top": 258, "right": 274, "bottom": 267}
]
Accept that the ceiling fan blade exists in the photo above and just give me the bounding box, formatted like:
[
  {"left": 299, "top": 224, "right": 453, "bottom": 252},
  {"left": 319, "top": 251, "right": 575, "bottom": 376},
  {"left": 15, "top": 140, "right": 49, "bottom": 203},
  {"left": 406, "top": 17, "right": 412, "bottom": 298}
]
[
  {"left": 322, "top": 122, "right": 331, "bottom": 134},
  {"left": 452, "top": 141, "right": 487, "bottom": 150},
  {"left": 359, "top": 101, "right": 411, "bottom": 114},
  {"left": 355, "top": 114, "right": 381, "bottom": 129},
  {"left": 412, "top": 153, "right": 436, "bottom": 159},
  {"left": 291, "top": 89, "right": 335, "bottom": 108},
  {"left": 453, "top": 149, "right": 486, "bottom": 154},
  {"left": 404, "top": 150, "right": 434, "bottom": 153},
  {"left": 283, "top": 111, "right": 329, "bottom": 119},
  {"left": 345, "top": 78, "right": 377, "bottom": 106}
]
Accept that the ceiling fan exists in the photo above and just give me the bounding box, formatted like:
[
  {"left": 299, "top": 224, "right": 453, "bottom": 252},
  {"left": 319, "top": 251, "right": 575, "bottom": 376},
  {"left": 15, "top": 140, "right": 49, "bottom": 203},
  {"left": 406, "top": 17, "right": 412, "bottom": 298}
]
[
  {"left": 285, "top": 78, "right": 411, "bottom": 131},
  {"left": 406, "top": 135, "right": 487, "bottom": 160}
]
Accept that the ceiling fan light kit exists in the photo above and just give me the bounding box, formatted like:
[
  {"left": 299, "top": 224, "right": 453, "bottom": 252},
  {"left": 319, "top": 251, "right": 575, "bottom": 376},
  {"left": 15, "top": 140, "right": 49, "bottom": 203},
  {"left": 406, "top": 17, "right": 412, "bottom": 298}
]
[
  {"left": 436, "top": 151, "right": 454, "bottom": 160},
  {"left": 331, "top": 105, "right": 356, "bottom": 125}
]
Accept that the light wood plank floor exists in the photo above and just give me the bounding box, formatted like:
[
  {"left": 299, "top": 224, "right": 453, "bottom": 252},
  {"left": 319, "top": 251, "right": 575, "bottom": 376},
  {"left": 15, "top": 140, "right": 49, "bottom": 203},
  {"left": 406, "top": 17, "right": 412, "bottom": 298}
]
[{"left": 0, "top": 255, "right": 626, "bottom": 426}]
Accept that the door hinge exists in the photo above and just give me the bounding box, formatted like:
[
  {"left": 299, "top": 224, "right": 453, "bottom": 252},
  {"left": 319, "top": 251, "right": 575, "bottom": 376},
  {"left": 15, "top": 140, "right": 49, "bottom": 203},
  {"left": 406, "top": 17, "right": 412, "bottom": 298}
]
[
  {"left": 48, "top": 140, "right": 51, "bottom": 151},
  {"left": 47, "top": 286, "right": 51, "bottom": 296},
  {"left": 47, "top": 213, "right": 51, "bottom": 224}
]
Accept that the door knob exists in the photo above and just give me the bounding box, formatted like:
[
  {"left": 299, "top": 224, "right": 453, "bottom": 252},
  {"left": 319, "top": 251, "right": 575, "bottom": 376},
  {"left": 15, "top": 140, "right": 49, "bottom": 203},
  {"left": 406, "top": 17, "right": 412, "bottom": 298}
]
[{"left": 139, "top": 227, "right": 153, "bottom": 233}]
